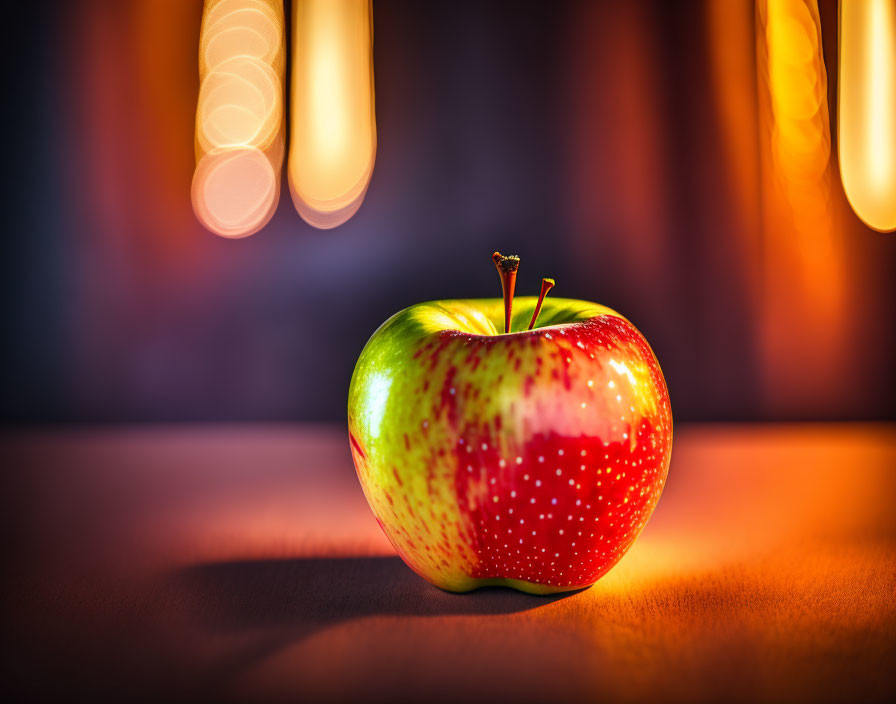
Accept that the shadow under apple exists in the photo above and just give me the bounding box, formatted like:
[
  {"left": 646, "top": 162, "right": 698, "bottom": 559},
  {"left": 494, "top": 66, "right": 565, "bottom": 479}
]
[
  {"left": 166, "top": 555, "right": 575, "bottom": 688},
  {"left": 172, "top": 555, "right": 571, "bottom": 629}
]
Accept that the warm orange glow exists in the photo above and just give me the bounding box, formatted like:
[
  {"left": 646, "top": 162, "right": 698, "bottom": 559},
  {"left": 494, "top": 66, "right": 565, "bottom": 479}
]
[
  {"left": 706, "top": 0, "right": 761, "bottom": 270},
  {"left": 192, "top": 0, "right": 286, "bottom": 238},
  {"left": 764, "top": 0, "right": 830, "bottom": 207},
  {"left": 838, "top": 0, "right": 896, "bottom": 232},
  {"left": 755, "top": 0, "right": 852, "bottom": 413},
  {"left": 288, "top": 0, "right": 376, "bottom": 229}
]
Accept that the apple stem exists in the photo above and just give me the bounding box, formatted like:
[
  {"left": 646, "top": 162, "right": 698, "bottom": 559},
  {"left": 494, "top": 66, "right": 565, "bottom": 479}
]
[
  {"left": 527, "top": 278, "right": 555, "bottom": 330},
  {"left": 492, "top": 252, "right": 520, "bottom": 334}
]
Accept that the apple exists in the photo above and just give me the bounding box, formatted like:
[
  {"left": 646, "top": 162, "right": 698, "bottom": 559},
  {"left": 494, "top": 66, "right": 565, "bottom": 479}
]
[{"left": 348, "top": 254, "right": 672, "bottom": 594}]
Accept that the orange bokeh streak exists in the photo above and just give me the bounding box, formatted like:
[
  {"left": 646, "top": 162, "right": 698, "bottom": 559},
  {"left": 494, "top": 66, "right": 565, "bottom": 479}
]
[
  {"left": 75, "top": 2, "right": 201, "bottom": 261},
  {"left": 132, "top": 1, "right": 203, "bottom": 252},
  {"left": 706, "top": 0, "right": 762, "bottom": 291},
  {"left": 755, "top": 0, "right": 852, "bottom": 414}
]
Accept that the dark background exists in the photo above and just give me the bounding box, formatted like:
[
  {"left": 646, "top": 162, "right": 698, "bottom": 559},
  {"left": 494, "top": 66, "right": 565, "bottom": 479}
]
[{"left": 2, "top": 0, "right": 894, "bottom": 424}]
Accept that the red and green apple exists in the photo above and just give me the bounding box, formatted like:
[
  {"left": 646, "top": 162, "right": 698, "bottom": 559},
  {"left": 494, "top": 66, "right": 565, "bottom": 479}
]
[{"left": 348, "top": 254, "right": 672, "bottom": 594}]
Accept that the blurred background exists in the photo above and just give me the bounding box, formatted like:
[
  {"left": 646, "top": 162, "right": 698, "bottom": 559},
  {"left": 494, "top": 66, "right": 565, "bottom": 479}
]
[{"left": 2, "top": 0, "right": 894, "bottom": 425}]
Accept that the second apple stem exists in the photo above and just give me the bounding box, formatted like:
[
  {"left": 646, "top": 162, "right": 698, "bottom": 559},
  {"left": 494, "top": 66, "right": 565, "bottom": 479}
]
[{"left": 528, "top": 278, "right": 555, "bottom": 330}]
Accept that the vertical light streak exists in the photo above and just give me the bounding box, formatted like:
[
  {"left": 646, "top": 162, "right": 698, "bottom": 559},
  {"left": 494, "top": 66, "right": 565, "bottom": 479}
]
[
  {"left": 288, "top": 0, "right": 376, "bottom": 229},
  {"left": 838, "top": 0, "right": 896, "bottom": 232},
  {"left": 705, "top": 0, "right": 762, "bottom": 296},
  {"left": 192, "top": 0, "right": 286, "bottom": 238},
  {"left": 756, "top": 0, "right": 850, "bottom": 413}
]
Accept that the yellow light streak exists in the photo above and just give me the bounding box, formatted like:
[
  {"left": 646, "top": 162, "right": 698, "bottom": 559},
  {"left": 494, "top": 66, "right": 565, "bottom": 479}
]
[
  {"left": 288, "top": 0, "right": 376, "bottom": 229},
  {"left": 838, "top": 0, "right": 896, "bottom": 232}
]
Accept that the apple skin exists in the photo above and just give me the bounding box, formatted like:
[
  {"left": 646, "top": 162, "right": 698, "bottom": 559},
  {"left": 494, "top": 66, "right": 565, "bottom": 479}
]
[{"left": 348, "top": 297, "right": 672, "bottom": 594}]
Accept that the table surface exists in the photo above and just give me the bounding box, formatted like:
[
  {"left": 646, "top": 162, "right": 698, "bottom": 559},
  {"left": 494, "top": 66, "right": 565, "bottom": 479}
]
[{"left": 3, "top": 423, "right": 895, "bottom": 703}]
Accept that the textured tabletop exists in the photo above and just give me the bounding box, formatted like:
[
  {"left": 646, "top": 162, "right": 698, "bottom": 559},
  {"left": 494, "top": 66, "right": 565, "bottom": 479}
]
[{"left": 4, "top": 424, "right": 895, "bottom": 703}]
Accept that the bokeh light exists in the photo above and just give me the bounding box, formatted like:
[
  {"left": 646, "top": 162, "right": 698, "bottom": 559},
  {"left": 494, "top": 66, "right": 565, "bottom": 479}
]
[
  {"left": 755, "top": 0, "right": 852, "bottom": 413},
  {"left": 838, "top": 0, "right": 896, "bottom": 232},
  {"left": 287, "top": 0, "right": 376, "bottom": 229},
  {"left": 192, "top": 0, "right": 286, "bottom": 238}
]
